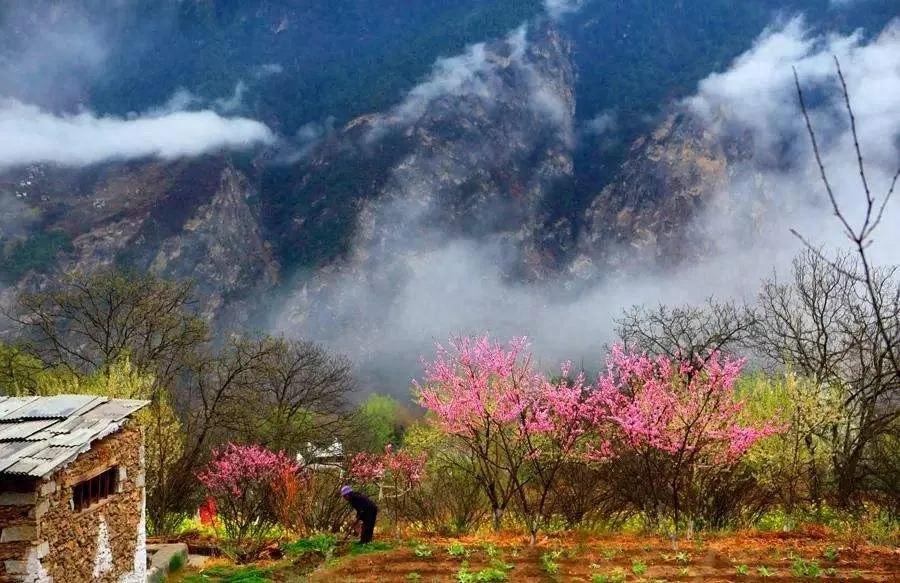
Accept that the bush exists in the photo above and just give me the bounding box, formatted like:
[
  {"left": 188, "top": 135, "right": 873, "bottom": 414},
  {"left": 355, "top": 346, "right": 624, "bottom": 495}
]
[
  {"left": 197, "top": 443, "right": 300, "bottom": 561},
  {"left": 272, "top": 467, "right": 351, "bottom": 535}
]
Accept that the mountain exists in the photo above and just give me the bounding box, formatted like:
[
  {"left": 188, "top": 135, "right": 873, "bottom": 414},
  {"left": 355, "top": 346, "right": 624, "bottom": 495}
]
[
  {"left": 0, "top": 157, "right": 277, "bottom": 326},
  {"left": 1, "top": 1, "right": 898, "bottom": 390}
]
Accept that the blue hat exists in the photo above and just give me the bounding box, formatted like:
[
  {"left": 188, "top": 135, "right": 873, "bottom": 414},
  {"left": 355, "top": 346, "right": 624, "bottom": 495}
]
[{"left": 339, "top": 485, "right": 352, "bottom": 496}]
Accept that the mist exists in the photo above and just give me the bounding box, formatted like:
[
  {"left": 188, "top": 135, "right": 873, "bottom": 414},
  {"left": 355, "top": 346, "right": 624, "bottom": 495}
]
[
  {"left": 274, "top": 17, "right": 900, "bottom": 396},
  {"left": 0, "top": 3, "right": 274, "bottom": 170}
]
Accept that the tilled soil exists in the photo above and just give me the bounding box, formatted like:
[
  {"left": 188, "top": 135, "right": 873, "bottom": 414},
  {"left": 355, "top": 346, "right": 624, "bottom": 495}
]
[{"left": 308, "top": 530, "right": 899, "bottom": 582}]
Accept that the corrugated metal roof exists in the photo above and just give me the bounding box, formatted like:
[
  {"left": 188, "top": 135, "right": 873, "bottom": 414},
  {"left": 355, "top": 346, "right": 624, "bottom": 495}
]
[{"left": 0, "top": 395, "right": 148, "bottom": 479}]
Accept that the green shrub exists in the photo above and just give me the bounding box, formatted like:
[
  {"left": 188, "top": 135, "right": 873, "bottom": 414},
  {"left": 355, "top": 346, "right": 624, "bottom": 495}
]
[
  {"left": 281, "top": 533, "right": 338, "bottom": 559},
  {"left": 631, "top": 559, "right": 648, "bottom": 576},
  {"left": 167, "top": 552, "right": 186, "bottom": 573}
]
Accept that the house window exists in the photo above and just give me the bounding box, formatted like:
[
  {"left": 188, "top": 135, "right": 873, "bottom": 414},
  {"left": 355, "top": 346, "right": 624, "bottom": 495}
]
[{"left": 73, "top": 467, "right": 118, "bottom": 511}]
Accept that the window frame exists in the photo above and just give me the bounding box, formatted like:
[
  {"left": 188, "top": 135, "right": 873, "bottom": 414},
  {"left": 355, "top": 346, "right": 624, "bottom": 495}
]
[{"left": 72, "top": 466, "right": 119, "bottom": 512}]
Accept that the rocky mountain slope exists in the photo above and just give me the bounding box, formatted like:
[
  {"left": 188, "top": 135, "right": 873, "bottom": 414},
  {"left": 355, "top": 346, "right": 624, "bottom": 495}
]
[
  {"left": 0, "top": 16, "right": 831, "bottom": 346},
  {"left": 0, "top": 158, "right": 278, "bottom": 327}
]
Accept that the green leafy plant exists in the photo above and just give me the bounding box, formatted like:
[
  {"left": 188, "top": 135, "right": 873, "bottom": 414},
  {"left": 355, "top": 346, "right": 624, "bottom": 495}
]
[
  {"left": 824, "top": 567, "right": 837, "bottom": 577},
  {"left": 823, "top": 546, "right": 839, "bottom": 562},
  {"left": 457, "top": 562, "right": 475, "bottom": 583},
  {"left": 757, "top": 565, "right": 775, "bottom": 577},
  {"left": 281, "top": 533, "right": 338, "bottom": 560},
  {"left": 591, "top": 571, "right": 628, "bottom": 583},
  {"left": 448, "top": 541, "right": 469, "bottom": 558},
  {"left": 791, "top": 556, "right": 822, "bottom": 578},
  {"left": 540, "top": 550, "right": 562, "bottom": 575},
  {"left": 632, "top": 559, "right": 648, "bottom": 576},
  {"left": 482, "top": 543, "right": 500, "bottom": 559},
  {"left": 678, "top": 567, "right": 692, "bottom": 577},
  {"left": 413, "top": 543, "right": 433, "bottom": 558},
  {"left": 456, "top": 562, "right": 509, "bottom": 583},
  {"left": 735, "top": 564, "right": 750, "bottom": 576},
  {"left": 600, "top": 547, "right": 618, "bottom": 561},
  {"left": 674, "top": 551, "right": 691, "bottom": 565},
  {"left": 406, "top": 573, "right": 422, "bottom": 582}
]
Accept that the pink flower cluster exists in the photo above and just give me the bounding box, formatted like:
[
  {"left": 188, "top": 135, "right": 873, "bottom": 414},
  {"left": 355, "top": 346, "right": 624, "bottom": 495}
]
[
  {"left": 349, "top": 444, "right": 426, "bottom": 488},
  {"left": 595, "top": 346, "right": 781, "bottom": 463},
  {"left": 416, "top": 336, "right": 781, "bottom": 467},
  {"left": 197, "top": 443, "right": 300, "bottom": 498},
  {"left": 415, "top": 336, "right": 539, "bottom": 434}
]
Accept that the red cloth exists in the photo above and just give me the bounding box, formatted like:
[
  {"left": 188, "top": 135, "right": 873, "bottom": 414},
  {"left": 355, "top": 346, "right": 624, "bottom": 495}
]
[{"left": 199, "top": 496, "right": 217, "bottom": 525}]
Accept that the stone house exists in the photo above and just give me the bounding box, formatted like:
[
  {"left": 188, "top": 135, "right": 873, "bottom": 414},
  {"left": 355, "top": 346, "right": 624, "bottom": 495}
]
[{"left": 0, "top": 395, "right": 149, "bottom": 583}]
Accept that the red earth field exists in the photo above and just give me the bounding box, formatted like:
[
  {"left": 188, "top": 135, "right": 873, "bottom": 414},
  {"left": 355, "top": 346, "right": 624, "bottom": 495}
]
[
  {"left": 308, "top": 531, "right": 898, "bottom": 582},
  {"left": 174, "top": 527, "right": 900, "bottom": 582}
]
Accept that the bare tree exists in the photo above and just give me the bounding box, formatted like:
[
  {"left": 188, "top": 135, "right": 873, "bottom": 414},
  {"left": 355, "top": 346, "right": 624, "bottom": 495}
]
[
  {"left": 616, "top": 299, "right": 755, "bottom": 363},
  {"left": 213, "top": 336, "right": 356, "bottom": 451},
  {"left": 6, "top": 268, "right": 208, "bottom": 390},
  {"left": 767, "top": 61, "right": 900, "bottom": 506},
  {"left": 755, "top": 250, "right": 899, "bottom": 505},
  {"left": 792, "top": 59, "right": 900, "bottom": 380}
]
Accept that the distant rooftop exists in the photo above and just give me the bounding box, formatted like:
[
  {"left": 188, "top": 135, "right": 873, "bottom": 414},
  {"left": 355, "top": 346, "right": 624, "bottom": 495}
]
[{"left": 0, "top": 395, "right": 148, "bottom": 479}]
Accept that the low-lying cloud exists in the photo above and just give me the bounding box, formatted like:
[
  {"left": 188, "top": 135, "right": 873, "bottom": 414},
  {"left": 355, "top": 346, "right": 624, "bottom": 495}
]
[
  {"left": 544, "top": 0, "right": 590, "bottom": 20},
  {"left": 0, "top": 99, "right": 275, "bottom": 169},
  {"left": 687, "top": 16, "right": 900, "bottom": 264}
]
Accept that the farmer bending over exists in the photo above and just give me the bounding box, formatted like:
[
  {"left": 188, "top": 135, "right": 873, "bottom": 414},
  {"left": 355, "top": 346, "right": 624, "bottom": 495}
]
[{"left": 340, "top": 485, "right": 378, "bottom": 544}]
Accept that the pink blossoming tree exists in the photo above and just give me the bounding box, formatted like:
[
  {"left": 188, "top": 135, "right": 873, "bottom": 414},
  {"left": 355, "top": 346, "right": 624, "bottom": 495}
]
[
  {"left": 197, "top": 443, "right": 300, "bottom": 560},
  {"left": 415, "top": 336, "right": 540, "bottom": 532},
  {"left": 415, "top": 337, "right": 602, "bottom": 541},
  {"left": 592, "top": 346, "right": 782, "bottom": 532}
]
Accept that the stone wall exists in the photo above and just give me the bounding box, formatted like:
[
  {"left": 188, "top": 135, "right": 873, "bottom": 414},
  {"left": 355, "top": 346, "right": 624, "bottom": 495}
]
[
  {"left": 0, "top": 422, "right": 146, "bottom": 583},
  {"left": 0, "top": 478, "right": 41, "bottom": 583}
]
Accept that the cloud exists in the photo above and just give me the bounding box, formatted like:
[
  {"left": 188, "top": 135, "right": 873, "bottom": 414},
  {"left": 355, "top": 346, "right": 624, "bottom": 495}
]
[
  {"left": 686, "top": 17, "right": 900, "bottom": 263},
  {"left": 364, "top": 41, "right": 495, "bottom": 141},
  {"left": 0, "top": 3, "right": 109, "bottom": 110},
  {"left": 213, "top": 81, "right": 248, "bottom": 114},
  {"left": 584, "top": 110, "right": 618, "bottom": 136},
  {"left": 274, "top": 117, "right": 337, "bottom": 164},
  {"left": 543, "top": 0, "right": 590, "bottom": 19},
  {"left": 0, "top": 99, "right": 275, "bottom": 169},
  {"left": 366, "top": 25, "right": 572, "bottom": 146},
  {"left": 256, "top": 63, "right": 284, "bottom": 77}
]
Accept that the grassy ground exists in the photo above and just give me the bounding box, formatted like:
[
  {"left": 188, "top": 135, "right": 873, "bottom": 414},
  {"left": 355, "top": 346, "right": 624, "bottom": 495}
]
[{"left": 168, "top": 529, "right": 899, "bottom": 582}]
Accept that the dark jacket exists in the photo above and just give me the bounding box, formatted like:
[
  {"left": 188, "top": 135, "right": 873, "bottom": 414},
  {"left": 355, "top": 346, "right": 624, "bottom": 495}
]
[{"left": 345, "top": 491, "right": 378, "bottom": 520}]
